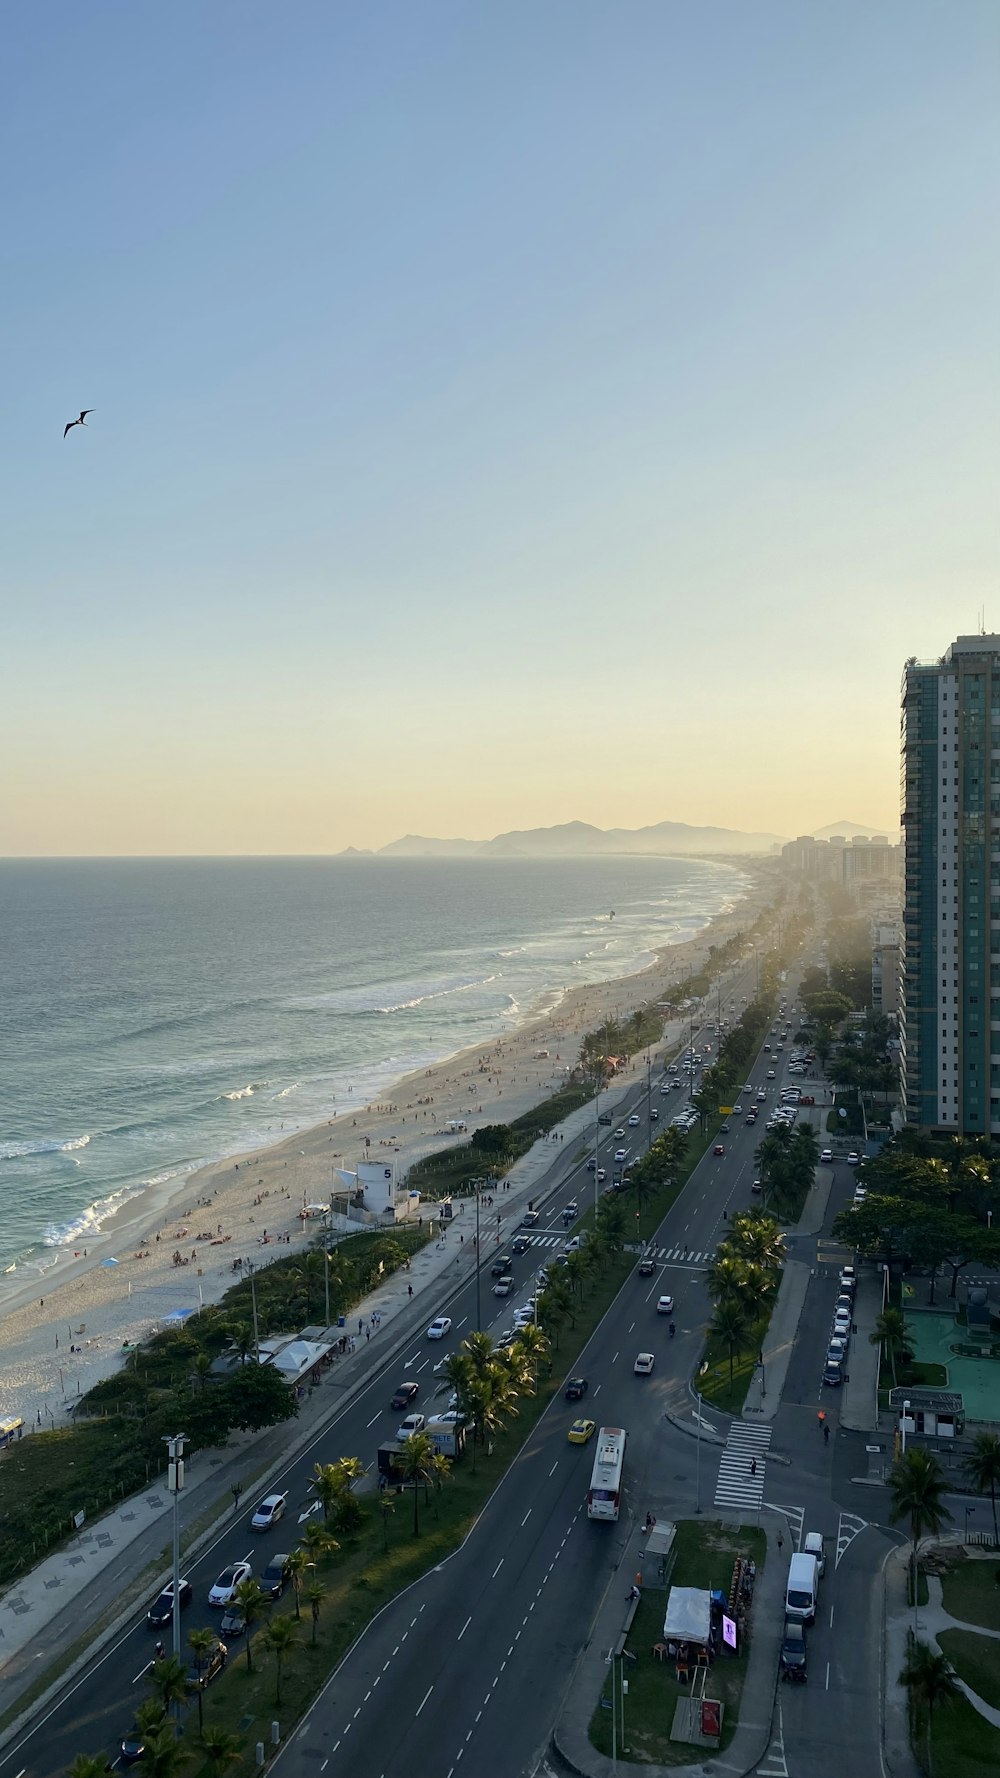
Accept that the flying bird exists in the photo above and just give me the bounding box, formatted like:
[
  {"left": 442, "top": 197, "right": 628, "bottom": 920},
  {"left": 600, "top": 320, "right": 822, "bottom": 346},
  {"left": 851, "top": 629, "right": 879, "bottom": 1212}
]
[{"left": 63, "top": 410, "right": 94, "bottom": 438}]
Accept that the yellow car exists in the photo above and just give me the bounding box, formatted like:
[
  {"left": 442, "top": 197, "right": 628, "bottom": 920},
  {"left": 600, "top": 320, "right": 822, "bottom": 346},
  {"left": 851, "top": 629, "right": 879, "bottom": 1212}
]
[{"left": 568, "top": 1418, "right": 597, "bottom": 1445}]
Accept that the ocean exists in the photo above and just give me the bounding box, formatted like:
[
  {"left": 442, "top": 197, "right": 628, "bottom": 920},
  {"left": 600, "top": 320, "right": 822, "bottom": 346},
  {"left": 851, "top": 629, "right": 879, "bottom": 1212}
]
[{"left": 0, "top": 855, "right": 745, "bottom": 1278}]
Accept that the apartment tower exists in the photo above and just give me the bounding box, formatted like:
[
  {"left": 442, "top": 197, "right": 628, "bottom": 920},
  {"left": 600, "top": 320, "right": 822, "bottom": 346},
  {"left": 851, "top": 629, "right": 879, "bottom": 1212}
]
[{"left": 900, "top": 635, "right": 1000, "bottom": 1134}]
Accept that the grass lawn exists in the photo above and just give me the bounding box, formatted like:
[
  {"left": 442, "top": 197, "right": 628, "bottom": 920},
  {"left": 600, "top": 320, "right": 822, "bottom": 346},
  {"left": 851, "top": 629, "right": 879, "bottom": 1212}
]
[
  {"left": 915, "top": 1693, "right": 1000, "bottom": 1778},
  {"left": 937, "top": 1629, "right": 1000, "bottom": 1711},
  {"left": 697, "top": 1316, "right": 769, "bottom": 1416},
  {"left": 940, "top": 1557, "right": 1000, "bottom": 1632},
  {"left": 149, "top": 1249, "right": 634, "bottom": 1776},
  {"left": 588, "top": 1521, "right": 765, "bottom": 1767}
]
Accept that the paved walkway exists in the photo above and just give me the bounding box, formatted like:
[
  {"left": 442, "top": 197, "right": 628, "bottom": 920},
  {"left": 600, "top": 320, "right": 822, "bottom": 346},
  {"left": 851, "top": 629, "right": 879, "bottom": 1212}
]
[{"left": 917, "top": 1568, "right": 1000, "bottom": 1728}]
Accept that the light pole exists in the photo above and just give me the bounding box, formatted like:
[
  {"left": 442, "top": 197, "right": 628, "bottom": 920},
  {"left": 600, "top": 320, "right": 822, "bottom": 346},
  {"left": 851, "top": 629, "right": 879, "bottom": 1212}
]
[
  {"left": 695, "top": 1390, "right": 703, "bottom": 1513},
  {"left": 474, "top": 1188, "right": 482, "bottom": 1332},
  {"left": 901, "top": 1399, "right": 911, "bottom": 1456},
  {"left": 164, "top": 1432, "right": 186, "bottom": 1659}
]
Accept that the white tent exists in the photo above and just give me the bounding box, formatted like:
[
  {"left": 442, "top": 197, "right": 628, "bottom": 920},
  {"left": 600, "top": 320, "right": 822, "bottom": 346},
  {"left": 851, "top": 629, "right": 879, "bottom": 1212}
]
[{"left": 663, "top": 1587, "right": 712, "bottom": 1646}]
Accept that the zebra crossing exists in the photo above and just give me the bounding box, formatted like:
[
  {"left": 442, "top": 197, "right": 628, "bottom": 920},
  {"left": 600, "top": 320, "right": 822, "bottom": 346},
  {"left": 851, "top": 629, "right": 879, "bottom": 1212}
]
[
  {"left": 525, "top": 1234, "right": 716, "bottom": 1265},
  {"left": 714, "top": 1421, "right": 771, "bottom": 1510}
]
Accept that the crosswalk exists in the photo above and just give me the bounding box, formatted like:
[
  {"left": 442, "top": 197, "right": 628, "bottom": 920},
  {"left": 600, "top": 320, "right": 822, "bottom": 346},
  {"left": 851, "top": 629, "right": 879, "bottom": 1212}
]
[
  {"left": 525, "top": 1234, "right": 716, "bottom": 1265},
  {"left": 714, "top": 1422, "right": 771, "bottom": 1510}
]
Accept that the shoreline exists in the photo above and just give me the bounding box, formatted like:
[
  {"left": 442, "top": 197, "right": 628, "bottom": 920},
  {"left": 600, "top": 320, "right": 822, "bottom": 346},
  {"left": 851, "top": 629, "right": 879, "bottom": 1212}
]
[{"left": 0, "top": 862, "right": 780, "bottom": 1426}]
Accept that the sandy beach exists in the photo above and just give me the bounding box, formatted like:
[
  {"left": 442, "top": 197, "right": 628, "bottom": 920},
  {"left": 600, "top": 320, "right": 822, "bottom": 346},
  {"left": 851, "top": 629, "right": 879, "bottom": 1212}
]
[{"left": 0, "top": 865, "right": 780, "bottom": 1428}]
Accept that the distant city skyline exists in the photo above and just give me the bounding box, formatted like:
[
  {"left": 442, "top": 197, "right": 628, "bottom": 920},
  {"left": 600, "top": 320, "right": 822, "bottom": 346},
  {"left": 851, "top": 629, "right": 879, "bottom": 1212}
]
[{"left": 3, "top": 3, "right": 996, "bottom": 856}]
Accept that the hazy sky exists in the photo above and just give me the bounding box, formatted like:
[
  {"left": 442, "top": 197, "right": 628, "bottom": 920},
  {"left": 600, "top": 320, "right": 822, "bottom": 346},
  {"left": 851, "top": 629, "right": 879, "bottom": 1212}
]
[{"left": 3, "top": 2, "right": 997, "bottom": 854}]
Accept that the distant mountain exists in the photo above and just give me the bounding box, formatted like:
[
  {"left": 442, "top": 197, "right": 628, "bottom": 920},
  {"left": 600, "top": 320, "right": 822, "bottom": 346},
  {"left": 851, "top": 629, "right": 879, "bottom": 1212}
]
[
  {"left": 812, "top": 819, "right": 896, "bottom": 840},
  {"left": 362, "top": 819, "right": 786, "bottom": 859}
]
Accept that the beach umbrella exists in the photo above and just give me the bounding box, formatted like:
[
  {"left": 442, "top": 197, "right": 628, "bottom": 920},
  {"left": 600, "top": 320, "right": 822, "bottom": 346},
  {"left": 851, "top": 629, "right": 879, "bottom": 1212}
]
[{"left": 101, "top": 1257, "right": 119, "bottom": 1267}]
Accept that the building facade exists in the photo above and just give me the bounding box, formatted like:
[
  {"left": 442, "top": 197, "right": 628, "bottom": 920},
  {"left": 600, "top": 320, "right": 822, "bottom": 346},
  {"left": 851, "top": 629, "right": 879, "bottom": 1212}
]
[{"left": 900, "top": 636, "right": 1000, "bottom": 1135}]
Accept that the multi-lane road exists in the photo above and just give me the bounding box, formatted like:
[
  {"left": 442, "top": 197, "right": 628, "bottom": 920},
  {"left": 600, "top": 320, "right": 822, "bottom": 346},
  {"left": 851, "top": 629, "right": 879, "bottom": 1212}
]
[{"left": 4, "top": 964, "right": 898, "bottom": 1778}]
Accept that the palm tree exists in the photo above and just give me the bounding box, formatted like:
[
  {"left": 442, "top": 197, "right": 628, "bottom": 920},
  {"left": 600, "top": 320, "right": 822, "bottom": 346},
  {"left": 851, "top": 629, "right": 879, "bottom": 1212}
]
[
  {"left": 300, "top": 1518, "right": 340, "bottom": 1565},
  {"left": 871, "top": 1307, "right": 915, "bottom": 1388},
  {"left": 729, "top": 1212, "right": 784, "bottom": 1274},
  {"left": 190, "top": 1352, "right": 213, "bottom": 1394},
  {"left": 232, "top": 1577, "right": 269, "bottom": 1673},
  {"left": 138, "top": 1726, "right": 189, "bottom": 1778},
  {"left": 311, "top": 1462, "right": 341, "bottom": 1523},
  {"left": 965, "top": 1430, "right": 1000, "bottom": 1547},
  {"left": 68, "top": 1757, "right": 112, "bottom": 1778},
  {"left": 379, "top": 1490, "right": 395, "bottom": 1552},
  {"left": 463, "top": 1331, "right": 498, "bottom": 1381},
  {"left": 398, "top": 1431, "right": 434, "bottom": 1534},
  {"left": 261, "top": 1614, "right": 299, "bottom": 1708},
  {"left": 304, "top": 1578, "right": 327, "bottom": 1645},
  {"left": 186, "top": 1626, "right": 217, "bottom": 1734},
  {"left": 145, "top": 1653, "right": 190, "bottom": 1718},
  {"left": 705, "top": 1253, "right": 750, "bottom": 1309},
  {"left": 899, "top": 1636, "right": 961, "bottom": 1775},
  {"left": 426, "top": 1451, "right": 451, "bottom": 1517},
  {"left": 199, "top": 1728, "right": 243, "bottom": 1778},
  {"left": 285, "top": 1547, "right": 310, "bottom": 1621},
  {"left": 709, "top": 1296, "right": 751, "bottom": 1388},
  {"left": 888, "top": 1449, "right": 953, "bottom": 1608},
  {"left": 512, "top": 1321, "right": 550, "bottom": 1377}
]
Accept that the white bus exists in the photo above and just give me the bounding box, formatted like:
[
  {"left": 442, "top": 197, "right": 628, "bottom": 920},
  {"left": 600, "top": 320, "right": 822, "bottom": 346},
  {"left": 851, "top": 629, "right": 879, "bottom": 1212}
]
[{"left": 587, "top": 1426, "right": 627, "bottom": 1522}]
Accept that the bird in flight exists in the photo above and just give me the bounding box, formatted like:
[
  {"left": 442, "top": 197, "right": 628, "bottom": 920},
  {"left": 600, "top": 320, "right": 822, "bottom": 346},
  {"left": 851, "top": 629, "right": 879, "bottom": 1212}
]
[{"left": 63, "top": 410, "right": 94, "bottom": 438}]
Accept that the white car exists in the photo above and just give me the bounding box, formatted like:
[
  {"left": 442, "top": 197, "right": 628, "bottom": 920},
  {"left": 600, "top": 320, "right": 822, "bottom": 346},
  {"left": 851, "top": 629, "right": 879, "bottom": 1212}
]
[
  {"left": 493, "top": 1277, "right": 513, "bottom": 1297},
  {"left": 847, "top": 1152, "right": 861, "bottom": 1166},
  {"left": 733, "top": 1104, "right": 743, "bottom": 1115},
  {"left": 628, "top": 1114, "right": 641, "bottom": 1127},
  {"left": 564, "top": 1236, "right": 582, "bottom": 1252},
  {"left": 396, "top": 1413, "right": 426, "bottom": 1441},
  {"left": 820, "top": 1149, "right": 833, "bottom": 1164},
  {"left": 513, "top": 1309, "right": 535, "bottom": 1328},
  {"left": 634, "top": 1352, "right": 655, "bottom": 1375},
  {"left": 656, "top": 1294, "right": 674, "bottom": 1314},
  {"left": 427, "top": 1316, "right": 452, "bottom": 1340},
  {"left": 208, "top": 1561, "right": 252, "bottom": 1607},
  {"left": 250, "top": 1493, "right": 287, "bottom": 1531}
]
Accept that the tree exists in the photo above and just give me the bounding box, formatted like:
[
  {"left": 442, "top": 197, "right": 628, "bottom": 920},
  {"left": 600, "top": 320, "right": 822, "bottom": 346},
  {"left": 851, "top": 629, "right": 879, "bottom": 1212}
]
[
  {"left": 260, "top": 1614, "right": 299, "bottom": 1707},
  {"left": 304, "top": 1578, "right": 326, "bottom": 1645},
  {"left": 232, "top": 1577, "right": 269, "bottom": 1673},
  {"left": 379, "top": 1490, "right": 395, "bottom": 1552},
  {"left": 145, "top": 1653, "right": 190, "bottom": 1718},
  {"left": 199, "top": 1728, "right": 243, "bottom": 1778},
  {"left": 899, "top": 1637, "right": 961, "bottom": 1775},
  {"left": 138, "top": 1726, "right": 189, "bottom": 1778},
  {"left": 427, "top": 1451, "right": 452, "bottom": 1517},
  {"left": 888, "top": 1449, "right": 953, "bottom": 1607},
  {"left": 511, "top": 1320, "right": 550, "bottom": 1378},
  {"left": 965, "top": 1430, "right": 1000, "bottom": 1548},
  {"left": 222, "top": 1363, "right": 298, "bottom": 1432},
  {"left": 870, "top": 1308, "right": 915, "bottom": 1389},
  {"left": 705, "top": 1252, "right": 750, "bottom": 1309},
  {"left": 708, "top": 1296, "right": 751, "bottom": 1388},
  {"left": 300, "top": 1519, "right": 340, "bottom": 1564},
  {"left": 69, "top": 1757, "right": 112, "bottom": 1778},
  {"left": 186, "top": 1626, "right": 218, "bottom": 1734},
  {"left": 469, "top": 1124, "right": 513, "bottom": 1167},
  {"left": 285, "top": 1547, "right": 310, "bottom": 1621},
  {"left": 397, "top": 1431, "right": 434, "bottom": 1535}
]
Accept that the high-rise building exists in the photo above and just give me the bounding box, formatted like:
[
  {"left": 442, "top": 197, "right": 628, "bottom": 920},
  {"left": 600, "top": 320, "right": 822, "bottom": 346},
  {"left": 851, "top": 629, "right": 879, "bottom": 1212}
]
[{"left": 900, "top": 635, "right": 1000, "bottom": 1134}]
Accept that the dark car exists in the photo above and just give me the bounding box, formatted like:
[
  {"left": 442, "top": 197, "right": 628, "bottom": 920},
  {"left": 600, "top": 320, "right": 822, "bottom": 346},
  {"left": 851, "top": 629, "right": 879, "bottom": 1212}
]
[
  {"left": 638, "top": 1257, "right": 656, "bottom": 1276},
  {"left": 491, "top": 1254, "right": 513, "bottom": 1276},
  {"left": 780, "top": 1620, "right": 807, "bottom": 1682},
  {"left": 121, "top": 1730, "right": 147, "bottom": 1766},
  {"left": 261, "top": 1553, "right": 291, "bottom": 1599},
  {"left": 511, "top": 1234, "right": 530, "bottom": 1254},
  {"left": 565, "top": 1377, "right": 588, "bottom": 1401},
  {"left": 520, "top": 1210, "right": 540, "bottom": 1228},
  {"left": 822, "top": 1358, "right": 844, "bottom": 1387},
  {"left": 220, "top": 1604, "right": 247, "bottom": 1637},
  {"left": 187, "top": 1639, "right": 228, "bottom": 1688},
  {"left": 147, "top": 1578, "right": 193, "bottom": 1629},
  {"left": 390, "top": 1380, "right": 420, "bottom": 1410}
]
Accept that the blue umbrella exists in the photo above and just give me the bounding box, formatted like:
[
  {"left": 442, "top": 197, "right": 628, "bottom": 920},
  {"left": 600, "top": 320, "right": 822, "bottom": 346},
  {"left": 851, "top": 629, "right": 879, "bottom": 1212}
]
[{"left": 101, "top": 1257, "right": 119, "bottom": 1268}]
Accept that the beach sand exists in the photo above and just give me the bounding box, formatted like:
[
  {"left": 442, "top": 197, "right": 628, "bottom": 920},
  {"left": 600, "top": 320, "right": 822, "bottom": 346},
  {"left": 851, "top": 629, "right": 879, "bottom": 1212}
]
[{"left": 0, "top": 865, "right": 780, "bottom": 1427}]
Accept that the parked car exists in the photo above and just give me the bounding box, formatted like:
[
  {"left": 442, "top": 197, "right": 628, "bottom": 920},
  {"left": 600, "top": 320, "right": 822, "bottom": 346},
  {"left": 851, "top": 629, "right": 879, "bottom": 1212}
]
[
  {"left": 396, "top": 1412, "right": 426, "bottom": 1441},
  {"left": 208, "top": 1561, "right": 252, "bottom": 1607},
  {"left": 820, "top": 1149, "right": 833, "bottom": 1164},
  {"left": 780, "top": 1620, "right": 807, "bottom": 1682},
  {"left": 823, "top": 1358, "right": 844, "bottom": 1387},
  {"left": 220, "top": 1604, "right": 247, "bottom": 1637},
  {"left": 847, "top": 1151, "right": 861, "bottom": 1166},
  {"left": 390, "top": 1381, "right": 420, "bottom": 1411},
  {"left": 250, "top": 1492, "right": 287, "bottom": 1531},
  {"left": 187, "top": 1639, "right": 228, "bottom": 1688}
]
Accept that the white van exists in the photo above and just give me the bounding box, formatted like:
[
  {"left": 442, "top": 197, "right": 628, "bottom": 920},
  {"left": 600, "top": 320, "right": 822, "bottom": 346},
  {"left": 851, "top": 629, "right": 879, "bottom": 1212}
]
[{"left": 785, "top": 1551, "right": 819, "bottom": 1622}]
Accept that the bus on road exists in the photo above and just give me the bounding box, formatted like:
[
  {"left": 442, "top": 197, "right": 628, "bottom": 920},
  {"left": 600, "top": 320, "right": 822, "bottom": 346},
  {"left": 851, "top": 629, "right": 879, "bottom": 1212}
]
[{"left": 587, "top": 1426, "right": 627, "bottom": 1522}]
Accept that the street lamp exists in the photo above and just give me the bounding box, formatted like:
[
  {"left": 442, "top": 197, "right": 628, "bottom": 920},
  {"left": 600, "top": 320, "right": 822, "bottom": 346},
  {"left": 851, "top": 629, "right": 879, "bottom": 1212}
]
[
  {"left": 164, "top": 1432, "right": 186, "bottom": 1658},
  {"left": 901, "top": 1399, "right": 911, "bottom": 1456}
]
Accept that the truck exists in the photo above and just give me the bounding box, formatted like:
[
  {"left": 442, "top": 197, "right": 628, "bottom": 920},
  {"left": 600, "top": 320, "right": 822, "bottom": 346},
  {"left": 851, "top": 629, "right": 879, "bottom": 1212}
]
[{"left": 425, "top": 1416, "right": 466, "bottom": 1458}]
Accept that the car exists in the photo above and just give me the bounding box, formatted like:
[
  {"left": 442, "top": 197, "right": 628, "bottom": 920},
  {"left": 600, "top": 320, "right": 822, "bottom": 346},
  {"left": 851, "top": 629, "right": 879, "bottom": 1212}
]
[
  {"left": 511, "top": 1234, "right": 530, "bottom": 1254},
  {"left": 121, "top": 1729, "right": 148, "bottom": 1766},
  {"left": 208, "top": 1560, "right": 252, "bottom": 1606},
  {"left": 733, "top": 1104, "right": 743, "bottom": 1115},
  {"left": 720, "top": 1123, "right": 730, "bottom": 1134},
  {"left": 713, "top": 1143, "right": 725, "bottom": 1157},
  {"left": 491, "top": 1254, "right": 513, "bottom": 1276},
  {"left": 565, "top": 1376, "right": 588, "bottom": 1400},
  {"left": 743, "top": 1083, "right": 754, "bottom": 1094},
  {"left": 614, "top": 1148, "right": 627, "bottom": 1163},
  {"left": 745, "top": 1112, "right": 757, "bottom": 1125},
  {"left": 766, "top": 1068, "right": 776, "bottom": 1079},
  {"left": 219, "top": 1603, "right": 247, "bottom": 1637},
  {"left": 847, "top": 1151, "right": 861, "bottom": 1166},
  {"left": 751, "top": 1179, "right": 762, "bottom": 1195},
  {"left": 634, "top": 1352, "right": 655, "bottom": 1375},
  {"left": 597, "top": 1167, "right": 607, "bottom": 1182},
  {"left": 763, "top": 1042, "right": 771, "bottom": 1052},
  {"left": 562, "top": 1202, "right": 578, "bottom": 1222},
  {"left": 628, "top": 1114, "right": 641, "bottom": 1127},
  {"left": 390, "top": 1381, "right": 420, "bottom": 1411},
  {"left": 586, "top": 1157, "right": 597, "bottom": 1171},
  {"left": 260, "top": 1553, "right": 292, "bottom": 1598},
  {"left": 832, "top": 1317, "right": 851, "bottom": 1343},
  {"left": 493, "top": 1276, "right": 513, "bottom": 1296},
  {"left": 614, "top": 1127, "right": 626, "bottom": 1139},
  {"left": 822, "top": 1358, "right": 844, "bottom": 1387},
  {"left": 496, "top": 1329, "right": 517, "bottom": 1348},
  {"left": 397, "top": 1412, "right": 426, "bottom": 1440},
  {"left": 827, "top": 1337, "right": 849, "bottom": 1364},
  {"left": 650, "top": 1107, "right": 659, "bottom": 1121},
  {"left": 638, "top": 1256, "right": 656, "bottom": 1276},
  {"left": 250, "top": 1492, "right": 287, "bottom": 1531},
  {"left": 853, "top": 1187, "right": 867, "bottom": 1205},
  {"left": 147, "top": 1578, "right": 193, "bottom": 1628},
  {"left": 656, "top": 1294, "right": 674, "bottom": 1314},
  {"left": 564, "top": 1236, "right": 582, "bottom": 1252},
  {"left": 756, "top": 1089, "right": 767, "bottom": 1102},
  {"left": 839, "top": 1266, "right": 856, "bottom": 1291},
  {"left": 187, "top": 1638, "right": 228, "bottom": 1688},
  {"left": 780, "top": 1620, "right": 807, "bottom": 1681},
  {"left": 834, "top": 1293, "right": 854, "bottom": 1317},
  {"left": 513, "top": 1309, "right": 534, "bottom": 1328},
  {"left": 820, "top": 1148, "right": 833, "bottom": 1164},
  {"left": 520, "top": 1209, "right": 540, "bottom": 1227},
  {"left": 568, "top": 1418, "right": 597, "bottom": 1445},
  {"left": 427, "top": 1316, "right": 452, "bottom": 1340}
]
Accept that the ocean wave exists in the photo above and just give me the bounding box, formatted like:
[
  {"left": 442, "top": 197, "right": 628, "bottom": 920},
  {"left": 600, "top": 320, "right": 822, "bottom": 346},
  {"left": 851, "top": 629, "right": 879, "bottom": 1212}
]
[
  {"left": 220, "top": 1081, "right": 270, "bottom": 1101},
  {"left": 0, "top": 1133, "right": 93, "bottom": 1161},
  {"left": 292, "top": 972, "right": 502, "bottom": 1017},
  {"left": 274, "top": 1082, "right": 300, "bottom": 1098}
]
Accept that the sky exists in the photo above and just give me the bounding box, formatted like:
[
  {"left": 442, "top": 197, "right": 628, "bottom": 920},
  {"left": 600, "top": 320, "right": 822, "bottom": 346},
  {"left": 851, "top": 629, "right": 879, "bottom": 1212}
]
[{"left": 2, "top": 1, "right": 997, "bottom": 855}]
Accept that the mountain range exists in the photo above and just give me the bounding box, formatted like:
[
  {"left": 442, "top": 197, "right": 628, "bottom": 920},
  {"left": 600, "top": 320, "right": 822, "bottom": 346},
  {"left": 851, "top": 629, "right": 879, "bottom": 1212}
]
[{"left": 340, "top": 819, "right": 786, "bottom": 859}]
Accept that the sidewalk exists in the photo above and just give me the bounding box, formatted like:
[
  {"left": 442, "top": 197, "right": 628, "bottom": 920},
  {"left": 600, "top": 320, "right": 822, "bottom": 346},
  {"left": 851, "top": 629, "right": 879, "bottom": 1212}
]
[
  {"left": 553, "top": 1521, "right": 786, "bottom": 1778},
  {"left": 0, "top": 1071, "right": 647, "bottom": 1730}
]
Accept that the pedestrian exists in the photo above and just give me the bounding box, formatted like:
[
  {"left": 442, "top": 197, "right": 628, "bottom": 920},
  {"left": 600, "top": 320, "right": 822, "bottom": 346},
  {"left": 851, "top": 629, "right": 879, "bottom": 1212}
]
[
  {"left": 359, "top": 1318, "right": 364, "bottom": 1334},
  {"left": 407, "top": 1284, "right": 413, "bottom": 1298},
  {"left": 823, "top": 1423, "right": 830, "bottom": 1445},
  {"left": 365, "top": 1327, "right": 370, "bottom": 1342},
  {"left": 750, "top": 1458, "right": 757, "bottom": 1477},
  {"left": 777, "top": 1532, "right": 784, "bottom": 1553}
]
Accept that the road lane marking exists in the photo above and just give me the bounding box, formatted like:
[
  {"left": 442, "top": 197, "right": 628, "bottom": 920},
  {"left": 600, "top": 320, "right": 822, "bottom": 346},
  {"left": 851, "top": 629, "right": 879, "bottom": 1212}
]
[
  {"left": 415, "top": 1685, "right": 433, "bottom": 1717},
  {"left": 458, "top": 1615, "right": 472, "bottom": 1640},
  {"left": 456, "top": 1317, "right": 468, "bottom": 1329},
  {"left": 392, "top": 1644, "right": 400, "bottom": 1656},
  {"left": 593, "top": 1382, "right": 601, "bottom": 1395},
  {"left": 492, "top": 1558, "right": 504, "bottom": 1578},
  {"left": 366, "top": 1413, "right": 380, "bottom": 1428},
  {"left": 521, "top": 1509, "right": 531, "bottom": 1526},
  {"left": 549, "top": 1460, "right": 559, "bottom": 1476},
  {"left": 628, "top": 1321, "right": 635, "bottom": 1333},
  {"left": 612, "top": 1350, "right": 619, "bottom": 1363}
]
